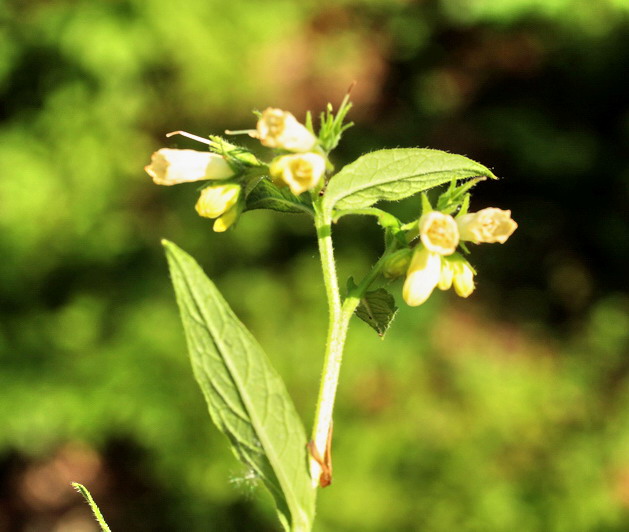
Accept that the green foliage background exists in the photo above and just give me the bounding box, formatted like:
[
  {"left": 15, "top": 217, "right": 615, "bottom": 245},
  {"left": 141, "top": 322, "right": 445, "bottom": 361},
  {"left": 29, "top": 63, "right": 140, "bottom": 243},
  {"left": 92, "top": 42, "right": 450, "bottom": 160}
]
[{"left": 1, "top": 0, "right": 629, "bottom": 530}]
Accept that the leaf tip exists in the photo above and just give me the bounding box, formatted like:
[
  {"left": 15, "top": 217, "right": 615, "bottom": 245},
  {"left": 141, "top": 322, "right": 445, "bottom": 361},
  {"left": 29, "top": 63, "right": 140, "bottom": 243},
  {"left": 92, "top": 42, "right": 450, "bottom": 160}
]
[{"left": 161, "top": 239, "right": 181, "bottom": 258}]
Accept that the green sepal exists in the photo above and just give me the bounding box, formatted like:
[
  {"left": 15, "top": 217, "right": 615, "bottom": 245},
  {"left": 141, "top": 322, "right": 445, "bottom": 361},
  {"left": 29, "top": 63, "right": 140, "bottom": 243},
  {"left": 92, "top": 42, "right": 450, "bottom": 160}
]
[
  {"left": 437, "top": 177, "right": 485, "bottom": 215},
  {"left": 208, "top": 134, "right": 265, "bottom": 169},
  {"left": 245, "top": 178, "right": 314, "bottom": 216},
  {"left": 420, "top": 193, "right": 433, "bottom": 216},
  {"left": 317, "top": 94, "right": 354, "bottom": 154}
]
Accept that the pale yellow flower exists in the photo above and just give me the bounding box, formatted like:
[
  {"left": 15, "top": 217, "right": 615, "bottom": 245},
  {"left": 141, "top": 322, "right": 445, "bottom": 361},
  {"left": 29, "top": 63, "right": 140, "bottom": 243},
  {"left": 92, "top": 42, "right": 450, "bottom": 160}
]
[
  {"left": 402, "top": 247, "right": 442, "bottom": 306},
  {"left": 456, "top": 208, "right": 517, "bottom": 244},
  {"left": 419, "top": 211, "right": 459, "bottom": 255},
  {"left": 254, "top": 108, "right": 317, "bottom": 152},
  {"left": 451, "top": 257, "right": 475, "bottom": 297},
  {"left": 437, "top": 258, "right": 454, "bottom": 290},
  {"left": 195, "top": 184, "right": 240, "bottom": 219},
  {"left": 145, "top": 148, "right": 234, "bottom": 186},
  {"left": 270, "top": 153, "right": 326, "bottom": 195},
  {"left": 213, "top": 205, "right": 240, "bottom": 233}
]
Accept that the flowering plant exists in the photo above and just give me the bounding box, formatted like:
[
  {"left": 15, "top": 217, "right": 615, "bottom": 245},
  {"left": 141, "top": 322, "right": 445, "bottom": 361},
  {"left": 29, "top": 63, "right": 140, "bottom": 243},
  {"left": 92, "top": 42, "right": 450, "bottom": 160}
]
[{"left": 91, "top": 96, "right": 515, "bottom": 531}]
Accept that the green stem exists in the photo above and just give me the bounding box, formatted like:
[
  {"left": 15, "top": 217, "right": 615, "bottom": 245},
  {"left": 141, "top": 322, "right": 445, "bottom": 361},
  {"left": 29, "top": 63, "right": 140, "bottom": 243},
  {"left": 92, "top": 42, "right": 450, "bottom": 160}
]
[
  {"left": 309, "top": 202, "right": 394, "bottom": 488},
  {"left": 310, "top": 202, "right": 350, "bottom": 486}
]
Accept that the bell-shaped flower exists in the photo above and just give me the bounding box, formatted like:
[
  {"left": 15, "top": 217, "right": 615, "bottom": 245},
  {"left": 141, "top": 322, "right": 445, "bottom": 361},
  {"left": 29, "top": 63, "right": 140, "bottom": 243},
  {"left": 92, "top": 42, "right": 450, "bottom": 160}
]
[
  {"left": 456, "top": 207, "right": 517, "bottom": 244},
  {"left": 270, "top": 152, "right": 326, "bottom": 195},
  {"left": 145, "top": 148, "right": 234, "bottom": 186},
  {"left": 253, "top": 108, "right": 317, "bottom": 152},
  {"left": 195, "top": 184, "right": 240, "bottom": 220},
  {"left": 402, "top": 246, "right": 442, "bottom": 306},
  {"left": 419, "top": 211, "right": 459, "bottom": 255}
]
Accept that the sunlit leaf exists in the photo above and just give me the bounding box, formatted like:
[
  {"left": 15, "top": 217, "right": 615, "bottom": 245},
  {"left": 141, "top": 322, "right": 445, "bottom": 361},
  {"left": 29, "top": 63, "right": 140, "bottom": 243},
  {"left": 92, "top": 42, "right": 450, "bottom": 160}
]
[
  {"left": 323, "top": 148, "right": 496, "bottom": 214},
  {"left": 163, "top": 241, "right": 315, "bottom": 531}
]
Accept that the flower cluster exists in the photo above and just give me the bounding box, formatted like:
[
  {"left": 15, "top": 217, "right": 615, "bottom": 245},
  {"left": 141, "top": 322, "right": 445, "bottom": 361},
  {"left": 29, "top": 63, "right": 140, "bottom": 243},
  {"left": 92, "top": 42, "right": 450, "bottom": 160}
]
[
  {"left": 254, "top": 108, "right": 326, "bottom": 195},
  {"left": 402, "top": 208, "right": 517, "bottom": 306},
  {"left": 144, "top": 108, "right": 326, "bottom": 232}
]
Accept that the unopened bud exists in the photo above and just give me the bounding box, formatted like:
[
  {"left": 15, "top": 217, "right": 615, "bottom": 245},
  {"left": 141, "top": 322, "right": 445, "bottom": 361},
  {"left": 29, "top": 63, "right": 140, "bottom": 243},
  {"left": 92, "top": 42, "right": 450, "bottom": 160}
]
[
  {"left": 145, "top": 148, "right": 234, "bottom": 186},
  {"left": 253, "top": 108, "right": 317, "bottom": 152},
  {"left": 195, "top": 184, "right": 240, "bottom": 219},
  {"left": 213, "top": 205, "right": 240, "bottom": 232},
  {"left": 419, "top": 211, "right": 459, "bottom": 255},
  {"left": 437, "top": 258, "right": 454, "bottom": 290},
  {"left": 270, "top": 153, "right": 326, "bottom": 195},
  {"left": 382, "top": 249, "right": 412, "bottom": 279},
  {"left": 450, "top": 255, "right": 475, "bottom": 298},
  {"left": 456, "top": 208, "right": 517, "bottom": 244}
]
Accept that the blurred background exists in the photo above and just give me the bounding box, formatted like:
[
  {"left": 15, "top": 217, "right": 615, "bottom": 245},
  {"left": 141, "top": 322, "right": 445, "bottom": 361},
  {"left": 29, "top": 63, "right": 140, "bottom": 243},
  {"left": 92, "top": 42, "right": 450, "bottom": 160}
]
[{"left": 1, "top": 0, "right": 629, "bottom": 530}]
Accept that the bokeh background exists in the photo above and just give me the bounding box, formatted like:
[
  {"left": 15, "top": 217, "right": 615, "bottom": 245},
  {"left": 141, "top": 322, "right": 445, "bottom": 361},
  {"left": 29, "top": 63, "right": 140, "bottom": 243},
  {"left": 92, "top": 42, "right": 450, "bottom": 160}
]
[{"left": 2, "top": 0, "right": 629, "bottom": 530}]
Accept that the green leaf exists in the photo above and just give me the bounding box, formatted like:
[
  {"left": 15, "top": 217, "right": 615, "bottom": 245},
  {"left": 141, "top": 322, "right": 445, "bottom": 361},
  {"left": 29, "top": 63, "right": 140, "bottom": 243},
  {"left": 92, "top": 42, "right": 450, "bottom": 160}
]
[
  {"left": 245, "top": 179, "right": 313, "bottom": 215},
  {"left": 323, "top": 148, "right": 497, "bottom": 214},
  {"left": 163, "top": 241, "right": 315, "bottom": 532},
  {"left": 72, "top": 483, "right": 111, "bottom": 532},
  {"left": 355, "top": 288, "right": 398, "bottom": 337}
]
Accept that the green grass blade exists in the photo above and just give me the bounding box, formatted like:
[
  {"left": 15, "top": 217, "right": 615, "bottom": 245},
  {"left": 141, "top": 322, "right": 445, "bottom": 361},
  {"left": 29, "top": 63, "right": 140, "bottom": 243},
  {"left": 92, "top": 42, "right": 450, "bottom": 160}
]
[{"left": 72, "top": 482, "right": 111, "bottom": 532}]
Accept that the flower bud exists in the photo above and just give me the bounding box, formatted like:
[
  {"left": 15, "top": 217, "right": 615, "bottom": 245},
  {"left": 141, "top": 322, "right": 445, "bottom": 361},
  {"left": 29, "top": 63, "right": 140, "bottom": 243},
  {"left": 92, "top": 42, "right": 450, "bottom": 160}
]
[
  {"left": 437, "top": 258, "right": 454, "bottom": 290},
  {"left": 270, "top": 153, "right": 326, "bottom": 195},
  {"left": 195, "top": 184, "right": 240, "bottom": 219},
  {"left": 450, "top": 255, "right": 475, "bottom": 298},
  {"left": 419, "top": 211, "right": 459, "bottom": 255},
  {"left": 145, "top": 148, "right": 234, "bottom": 186},
  {"left": 382, "top": 249, "right": 413, "bottom": 280},
  {"left": 402, "top": 247, "right": 442, "bottom": 306},
  {"left": 213, "top": 204, "right": 240, "bottom": 232},
  {"left": 456, "top": 208, "right": 517, "bottom": 244},
  {"left": 254, "top": 108, "right": 317, "bottom": 152}
]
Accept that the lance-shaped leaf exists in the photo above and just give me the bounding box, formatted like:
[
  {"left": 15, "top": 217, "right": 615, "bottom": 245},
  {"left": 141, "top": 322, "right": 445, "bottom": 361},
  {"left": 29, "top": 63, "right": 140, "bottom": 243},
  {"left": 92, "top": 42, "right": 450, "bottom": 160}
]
[
  {"left": 355, "top": 288, "right": 398, "bottom": 338},
  {"left": 245, "top": 179, "right": 313, "bottom": 215},
  {"left": 163, "top": 241, "right": 315, "bottom": 531},
  {"left": 323, "top": 148, "right": 496, "bottom": 214}
]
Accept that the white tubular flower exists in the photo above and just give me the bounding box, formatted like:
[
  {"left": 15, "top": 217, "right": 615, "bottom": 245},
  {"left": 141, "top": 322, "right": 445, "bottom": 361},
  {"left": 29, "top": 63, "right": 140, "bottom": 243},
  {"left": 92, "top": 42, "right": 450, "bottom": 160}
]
[
  {"left": 195, "top": 184, "right": 240, "bottom": 220},
  {"left": 145, "top": 148, "right": 234, "bottom": 186},
  {"left": 456, "top": 207, "right": 517, "bottom": 244},
  {"left": 419, "top": 211, "right": 459, "bottom": 255},
  {"left": 270, "top": 153, "right": 326, "bottom": 195},
  {"left": 451, "top": 257, "right": 475, "bottom": 298},
  {"left": 254, "top": 108, "right": 317, "bottom": 152},
  {"left": 402, "top": 247, "right": 442, "bottom": 307}
]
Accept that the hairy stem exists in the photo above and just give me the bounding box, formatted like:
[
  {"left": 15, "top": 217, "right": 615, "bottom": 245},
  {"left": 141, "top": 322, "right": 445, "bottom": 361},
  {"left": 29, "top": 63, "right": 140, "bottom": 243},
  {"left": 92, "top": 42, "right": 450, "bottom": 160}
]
[
  {"left": 310, "top": 201, "right": 398, "bottom": 488},
  {"left": 310, "top": 202, "right": 359, "bottom": 487}
]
